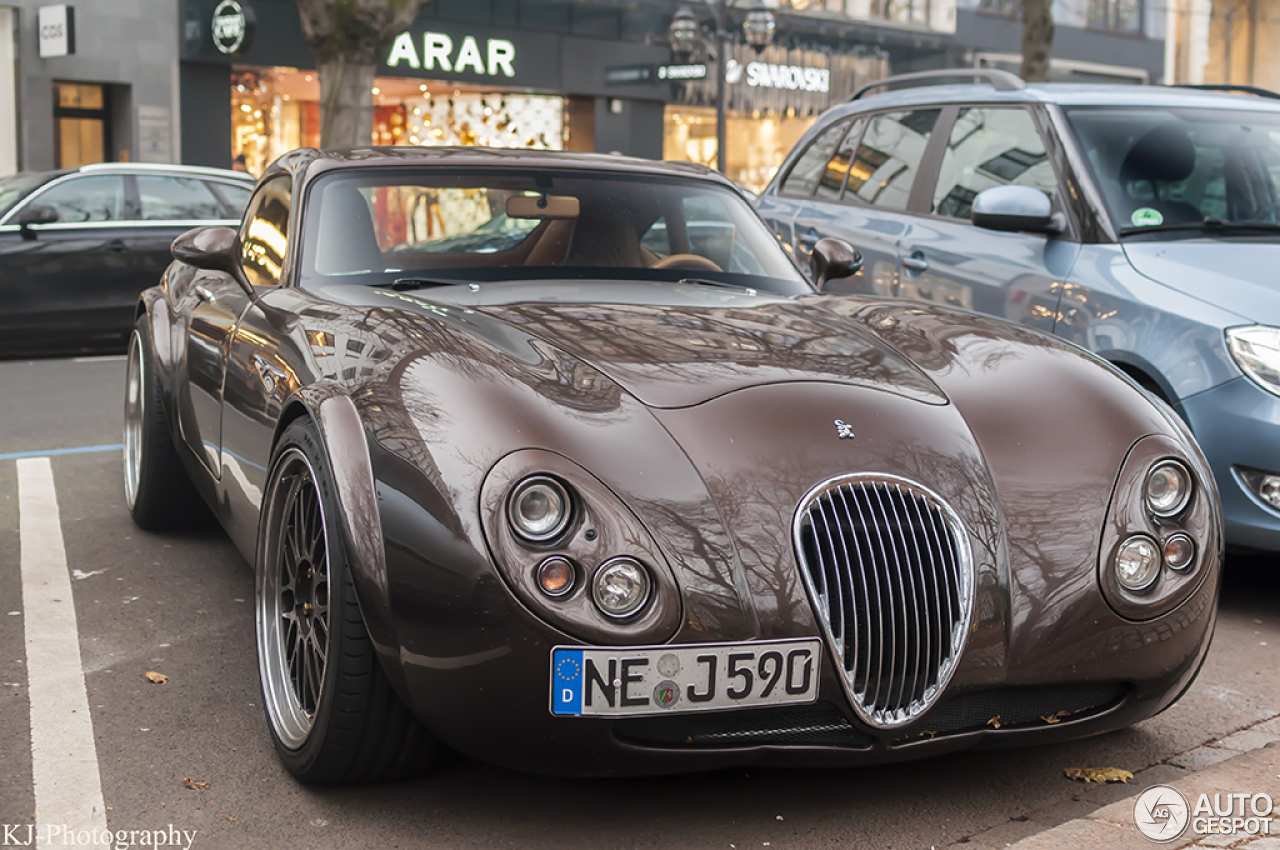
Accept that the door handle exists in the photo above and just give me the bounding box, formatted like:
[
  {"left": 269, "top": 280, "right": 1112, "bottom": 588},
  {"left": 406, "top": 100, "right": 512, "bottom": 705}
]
[
  {"left": 106, "top": 239, "right": 128, "bottom": 253},
  {"left": 902, "top": 251, "right": 929, "bottom": 274},
  {"left": 194, "top": 285, "right": 215, "bottom": 303}
]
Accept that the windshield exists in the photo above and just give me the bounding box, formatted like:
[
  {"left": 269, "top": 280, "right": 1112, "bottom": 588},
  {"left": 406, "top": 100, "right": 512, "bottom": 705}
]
[
  {"left": 1065, "top": 106, "right": 1280, "bottom": 235},
  {"left": 299, "top": 168, "right": 808, "bottom": 295},
  {"left": 0, "top": 173, "right": 58, "bottom": 220}
]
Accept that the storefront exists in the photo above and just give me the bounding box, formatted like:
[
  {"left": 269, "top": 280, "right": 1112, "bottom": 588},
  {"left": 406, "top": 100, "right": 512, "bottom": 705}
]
[
  {"left": 659, "top": 44, "right": 890, "bottom": 193},
  {"left": 179, "top": 0, "right": 672, "bottom": 172}
]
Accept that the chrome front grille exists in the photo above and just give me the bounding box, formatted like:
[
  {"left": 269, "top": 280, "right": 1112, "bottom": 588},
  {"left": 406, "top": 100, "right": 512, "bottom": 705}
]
[{"left": 793, "top": 474, "right": 973, "bottom": 728}]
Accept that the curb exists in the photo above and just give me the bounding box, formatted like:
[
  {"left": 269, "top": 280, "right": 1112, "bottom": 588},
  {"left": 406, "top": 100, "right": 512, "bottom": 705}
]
[{"left": 942, "top": 716, "right": 1280, "bottom": 850}]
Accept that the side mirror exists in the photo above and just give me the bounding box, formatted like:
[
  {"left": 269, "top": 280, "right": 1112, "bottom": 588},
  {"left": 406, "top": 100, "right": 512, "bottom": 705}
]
[
  {"left": 810, "top": 237, "right": 864, "bottom": 291},
  {"left": 172, "top": 225, "right": 242, "bottom": 274},
  {"left": 171, "top": 225, "right": 297, "bottom": 333},
  {"left": 18, "top": 205, "right": 59, "bottom": 232},
  {"left": 971, "top": 186, "right": 1061, "bottom": 234}
]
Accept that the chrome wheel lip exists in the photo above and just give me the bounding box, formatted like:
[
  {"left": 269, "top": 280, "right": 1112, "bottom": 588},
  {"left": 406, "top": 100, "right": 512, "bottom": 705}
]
[
  {"left": 122, "top": 331, "right": 144, "bottom": 509},
  {"left": 257, "top": 446, "right": 332, "bottom": 751}
]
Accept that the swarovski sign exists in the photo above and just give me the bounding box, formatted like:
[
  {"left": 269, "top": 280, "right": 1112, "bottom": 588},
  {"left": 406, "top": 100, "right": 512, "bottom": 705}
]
[
  {"left": 387, "top": 31, "right": 516, "bottom": 78},
  {"left": 726, "top": 58, "right": 830, "bottom": 93}
]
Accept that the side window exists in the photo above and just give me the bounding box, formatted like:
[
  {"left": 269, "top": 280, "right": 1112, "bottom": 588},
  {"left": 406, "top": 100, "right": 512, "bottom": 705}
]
[
  {"left": 846, "top": 110, "right": 940, "bottom": 211},
  {"left": 815, "top": 117, "right": 867, "bottom": 201},
  {"left": 932, "top": 107, "right": 1058, "bottom": 220},
  {"left": 210, "top": 182, "right": 253, "bottom": 218},
  {"left": 240, "top": 176, "right": 291, "bottom": 288},
  {"left": 780, "top": 119, "right": 852, "bottom": 197},
  {"left": 32, "top": 175, "right": 126, "bottom": 222},
  {"left": 136, "top": 176, "right": 223, "bottom": 221}
]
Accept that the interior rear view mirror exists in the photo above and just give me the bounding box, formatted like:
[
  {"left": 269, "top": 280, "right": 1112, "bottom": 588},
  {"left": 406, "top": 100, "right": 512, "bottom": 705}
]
[{"left": 507, "top": 194, "right": 580, "bottom": 220}]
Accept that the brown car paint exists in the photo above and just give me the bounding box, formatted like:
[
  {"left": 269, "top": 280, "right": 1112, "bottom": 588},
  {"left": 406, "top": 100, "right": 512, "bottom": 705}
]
[{"left": 139, "top": 148, "right": 1222, "bottom": 776}]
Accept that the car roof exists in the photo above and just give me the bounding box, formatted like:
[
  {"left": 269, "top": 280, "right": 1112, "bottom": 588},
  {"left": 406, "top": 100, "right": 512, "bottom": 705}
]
[
  {"left": 264, "top": 146, "right": 737, "bottom": 190},
  {"left": 1, "top": 162, "right": 254, "bottom": 183},
  {"left": 832, "top": 82, "right": 1280, "bottom": 117}
]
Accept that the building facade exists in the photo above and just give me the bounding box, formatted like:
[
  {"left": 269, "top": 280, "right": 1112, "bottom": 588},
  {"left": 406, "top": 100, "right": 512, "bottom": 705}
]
[
  {"left": 0, "top": 0, "right": 1170, "bottom": 184},
  {"left": 0, "top": 0, "right": 182, "bottom": 175}
]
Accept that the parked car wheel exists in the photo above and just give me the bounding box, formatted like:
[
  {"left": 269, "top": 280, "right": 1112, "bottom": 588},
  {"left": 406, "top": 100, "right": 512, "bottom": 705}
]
[
  {"left": 123, "top": 319, "right": 203, "bottom": 530},
  {"left": 256, "top": 418, "right": 437, "bottom": 784}
]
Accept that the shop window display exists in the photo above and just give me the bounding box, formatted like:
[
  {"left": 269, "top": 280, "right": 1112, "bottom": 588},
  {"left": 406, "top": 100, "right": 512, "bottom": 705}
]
[
  {"left": 664, "top": 107, "right": 814, "bottom": 194},
  {"left": 231, "top": 67, "right": 565, "bottom": 177}
]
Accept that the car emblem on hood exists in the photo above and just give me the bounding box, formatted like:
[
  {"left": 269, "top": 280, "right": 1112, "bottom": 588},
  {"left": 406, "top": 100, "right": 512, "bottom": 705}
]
[{"left": 835, "top": 420, "right": 855, "bottom": 439}]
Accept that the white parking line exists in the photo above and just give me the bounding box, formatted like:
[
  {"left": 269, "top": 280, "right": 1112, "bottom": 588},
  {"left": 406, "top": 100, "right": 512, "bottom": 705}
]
[{"left": 16, "top": 457, "right": 107, "bottom": 835}]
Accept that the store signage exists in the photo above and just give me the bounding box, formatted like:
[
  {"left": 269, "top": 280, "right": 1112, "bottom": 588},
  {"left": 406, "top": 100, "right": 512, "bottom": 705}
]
[
  {"left": 37, "top": 5, "right": 75, "bottom": 58},
  {"left": 658, "top": 63, "right": 707, "bottom": 81},
  {"left": 605, "top": 64, "right": 654, "bottom": 85},
  {"left": 727, "top": 58, "right": 830, "bottom": 93},
  {"left": 387, "top": 31, "right": 516, "bottom": 78},
  {"left": 211, "top": 0, "right": 254, "bottom": 56}
]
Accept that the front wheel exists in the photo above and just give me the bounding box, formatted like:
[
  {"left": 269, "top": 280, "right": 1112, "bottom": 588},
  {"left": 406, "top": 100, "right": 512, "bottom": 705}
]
[{"left": 256, "top": 418, "right": 437, "bottom": 784}]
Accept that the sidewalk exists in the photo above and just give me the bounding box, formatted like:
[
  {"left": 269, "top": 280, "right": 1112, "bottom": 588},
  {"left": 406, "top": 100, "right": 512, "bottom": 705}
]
[{"left": 941, "top": 717, "right": 1280, "bottom": 850}]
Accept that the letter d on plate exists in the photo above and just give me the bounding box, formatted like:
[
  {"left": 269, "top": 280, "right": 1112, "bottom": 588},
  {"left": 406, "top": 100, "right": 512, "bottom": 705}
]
[{"left": 552, "top": 649, "right": 584, "bottom": 715}]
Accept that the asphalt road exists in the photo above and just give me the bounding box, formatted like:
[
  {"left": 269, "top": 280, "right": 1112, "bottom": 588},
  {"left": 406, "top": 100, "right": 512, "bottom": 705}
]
[{"left": 1, "top": 354, "right": 1277, "bottom": 850}]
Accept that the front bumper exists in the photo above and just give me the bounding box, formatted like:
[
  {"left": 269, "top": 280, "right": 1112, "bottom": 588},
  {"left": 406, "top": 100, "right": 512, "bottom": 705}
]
[
  {"left": 1180, "top": 377, "right": 1280, "bottom": 552},
  {"left": 379, "top": 549, "right": 1218, "bottom": 777}
]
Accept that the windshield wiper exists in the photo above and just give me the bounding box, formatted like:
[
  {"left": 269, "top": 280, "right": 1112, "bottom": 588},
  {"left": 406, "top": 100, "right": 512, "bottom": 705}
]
[
  {"left": 1119, "top": 218, "right": 1280, "bottom": 236},
  {"left": 372, "top": 277, "right": 473, "bottom": 291},
  {"left": 678, "top": 277, "right": 759, "bottom": 295}
]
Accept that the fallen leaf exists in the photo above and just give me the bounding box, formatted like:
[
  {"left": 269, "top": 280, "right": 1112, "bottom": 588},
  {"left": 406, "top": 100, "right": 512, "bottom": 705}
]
[
  {"left": 987, "top": 715, "right": 1002, "bottom": 729},
  {"left": 144, "top": 671, "right": 168, "bottom": 685},
  {"left": 1063, "top": 767, "right": 1133, "bottom": 784},
  {"left": 183, "top": 778, "right": 210, "bottom": 791},
  {"left": 1042, "top": 710, "right": 1071, "bottom": 724},
  {"left": 221, "top": 815, "right": 236, "bottom": 822}
]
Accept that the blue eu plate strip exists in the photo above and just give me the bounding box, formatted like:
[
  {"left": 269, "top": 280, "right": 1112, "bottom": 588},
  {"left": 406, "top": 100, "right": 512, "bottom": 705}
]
[{"left": 551, "top": 649, "right": 584, "bottom": 715}]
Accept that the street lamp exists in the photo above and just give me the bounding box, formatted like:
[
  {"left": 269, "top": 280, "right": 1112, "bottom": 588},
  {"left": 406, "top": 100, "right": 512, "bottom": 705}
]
[{"left": 668, "top": 0, "right": 777, "bottom": 175}]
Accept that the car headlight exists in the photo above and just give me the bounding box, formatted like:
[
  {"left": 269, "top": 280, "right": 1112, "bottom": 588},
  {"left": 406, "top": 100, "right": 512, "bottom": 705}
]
[
  {"left": 1114, "top": 535, "right": 1161, "bottom": 592},
  {"left": 592, "top": 557, "right": 651, "bottom": 618},
  {"left": 1145, "top": 460, "right": 1192, "bottom": 517},
  {"left": 507, "top": 476, "right": 572, "bottom": 543},
  {"left": 1227, "top": 325, "right": 1280, "bottom": 396}
]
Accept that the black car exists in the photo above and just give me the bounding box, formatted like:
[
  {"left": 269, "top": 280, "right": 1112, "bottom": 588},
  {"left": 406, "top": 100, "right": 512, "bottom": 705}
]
[{"left": 0, "top": 163, "right": 254, "bottom": 356}]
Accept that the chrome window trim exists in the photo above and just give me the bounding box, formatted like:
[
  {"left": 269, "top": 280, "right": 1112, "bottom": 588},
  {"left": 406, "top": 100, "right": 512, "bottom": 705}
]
[
  {"left": 0, "top": 219, "right": 239, "bottom": 233},
  {"left": 791, "top": 471, "right": 975, "bottom": 730}
]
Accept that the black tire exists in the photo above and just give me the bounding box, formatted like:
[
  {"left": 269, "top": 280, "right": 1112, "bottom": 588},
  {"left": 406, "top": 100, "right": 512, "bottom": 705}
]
[
  {"left": 256, "top": 417, "right": 438, "bottom": 784},
  {"left": 123, "top": 317, "right": 205, "bottom": 530}
]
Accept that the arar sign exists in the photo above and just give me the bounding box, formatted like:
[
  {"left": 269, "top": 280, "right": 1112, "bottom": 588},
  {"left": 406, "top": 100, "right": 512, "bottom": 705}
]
[{"left": 387, "top": 32, "right": 516, "bottom": 78}]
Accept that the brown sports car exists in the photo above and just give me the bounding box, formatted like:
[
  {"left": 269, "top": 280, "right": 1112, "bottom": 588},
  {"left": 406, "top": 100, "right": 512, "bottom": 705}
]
[{"left": 123, "top": 147, "right": 1221, "bottom": 783}]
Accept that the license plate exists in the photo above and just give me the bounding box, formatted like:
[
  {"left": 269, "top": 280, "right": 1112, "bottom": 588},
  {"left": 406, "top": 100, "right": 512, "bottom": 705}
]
[{"left": 550, "top": 639, "right": 822, "bottom": 717}]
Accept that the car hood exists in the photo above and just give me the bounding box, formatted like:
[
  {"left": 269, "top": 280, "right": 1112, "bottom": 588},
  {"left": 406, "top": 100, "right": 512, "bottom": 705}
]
[
  {"left": 1121, "top": 241, "right": 1280, "bottom": 323},
  {"left": 424, "top": 281, "right": 947, "bottom": 408}
]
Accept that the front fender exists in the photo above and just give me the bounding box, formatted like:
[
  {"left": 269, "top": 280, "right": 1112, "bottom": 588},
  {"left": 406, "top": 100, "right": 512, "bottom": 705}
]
[{"left": 280, "top": 383, "right": 404, "bottom": 685}]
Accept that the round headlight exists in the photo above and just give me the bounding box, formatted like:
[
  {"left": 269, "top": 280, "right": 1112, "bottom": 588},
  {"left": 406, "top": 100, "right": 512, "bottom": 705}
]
[
  {"left": 1115, "top": 535, "right": 1161, "bottom": 592},
  {"left": 508, "top": 476, "right": 572, "bottom": 543},
  {"left": 1145, "top": 460, "right": 1192, "bottom": 517},
  {"left": 1163, "top": 533, "right": 1196, "bottom": 572},
  {"left": 592, "top": 557, "right": 651, "bottom": 618}
]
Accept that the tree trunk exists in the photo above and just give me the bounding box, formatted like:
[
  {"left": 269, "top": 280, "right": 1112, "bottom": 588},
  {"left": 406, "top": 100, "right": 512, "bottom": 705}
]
[
  {"left": 296, "top": 0, "right": 429, "bottom": 150},
  {"left": 1020, "top": 0, "right": 1055, "bottom": 82},
  {"left": 317, "top": 56, "right": 377, "bottom": 149}
]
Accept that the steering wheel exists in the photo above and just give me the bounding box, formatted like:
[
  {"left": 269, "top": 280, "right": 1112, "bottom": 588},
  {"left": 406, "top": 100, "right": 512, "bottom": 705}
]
[{"left": 651, "top": 253, "right": 723, "bottom": 273}]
